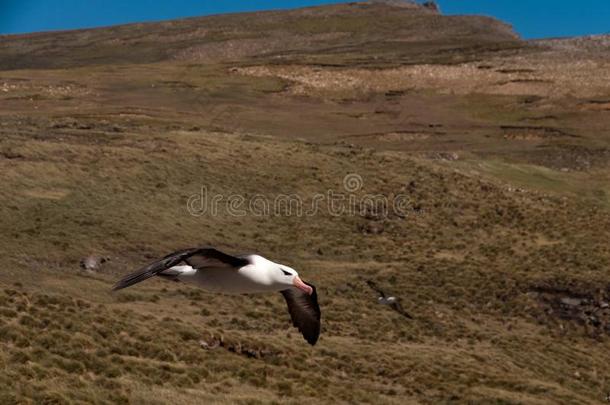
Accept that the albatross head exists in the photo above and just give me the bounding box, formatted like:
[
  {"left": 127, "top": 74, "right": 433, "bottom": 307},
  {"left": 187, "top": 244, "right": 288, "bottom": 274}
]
[{"left": 274, "top": 265, "right": 313, "bottom": 295}]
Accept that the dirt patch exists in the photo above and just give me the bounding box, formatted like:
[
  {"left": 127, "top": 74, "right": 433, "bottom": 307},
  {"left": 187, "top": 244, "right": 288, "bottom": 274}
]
[
  {"left": 501, "top": 125, "right": 578, "bottom": 141},
  {"left": 378, "top": 131, "right": 431, "bottom": 142},
  {"left": 534, "top": 34, "right": 610, "bottom": 53},
  {"left": 580, "top": 100, "right": 610, "bottom": 111},
  {"left": 0, "top": 79, "right": 91, "bottom": 100},
  {"left": 434, "top": 250, "right": 466, "bottom": 261},
  {"left": 524, "top": 145, "right": 610, "bottom": 171},
  {"left": 22, "top": 189, "right": 70, "bottom": 200},
  {"left": 236, "top": 58, "right": 610, "bottom": 98}
]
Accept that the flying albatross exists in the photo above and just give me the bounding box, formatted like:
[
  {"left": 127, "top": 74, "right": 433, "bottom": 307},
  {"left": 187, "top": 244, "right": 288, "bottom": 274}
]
[
  {"left": 113, "top": 247, "right": 321, "bottom": 345},
  {"left": 367, "top": 280, "right": 413, "bottom": 319}
]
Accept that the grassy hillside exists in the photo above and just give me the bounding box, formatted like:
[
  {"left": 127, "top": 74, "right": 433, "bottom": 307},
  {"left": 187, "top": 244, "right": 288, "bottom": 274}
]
[
  {"left": 0, "top": 2, "right": 519, "bottom": 70},
  {"left": 1, "top": 2, "right": 609, "bottom": 403}
]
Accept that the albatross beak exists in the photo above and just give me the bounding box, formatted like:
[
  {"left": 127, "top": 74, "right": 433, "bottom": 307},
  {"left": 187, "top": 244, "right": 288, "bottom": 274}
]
[{"left": 293, "top": 276, "right": 313, "bottom": 295}]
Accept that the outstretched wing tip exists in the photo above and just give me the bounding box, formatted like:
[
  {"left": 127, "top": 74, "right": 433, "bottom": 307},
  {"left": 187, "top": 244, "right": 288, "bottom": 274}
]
[
  {"left": 111, "top": 246, "right": 247, "bottom": 292},
  {"left": 111, "top": 281, "right": 126, "bottom": 292},
  {"left": 281, "top": 282, "right": 321, "bottom": 346}
]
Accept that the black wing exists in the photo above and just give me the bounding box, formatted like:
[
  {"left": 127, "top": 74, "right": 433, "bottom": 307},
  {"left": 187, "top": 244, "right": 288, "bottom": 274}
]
[
  {"left": 281, "top": 282, "right": 321, "bottom": 346},
  {"left": 112, "top": 247, "right": 248, "bottom": 291},
  {"left": 390, "top": 301, "right": 413, "bottom": 319},
  {"left": 366, "top": 280, "right": 386, "bottom": 298},
  {"left": 183, "top": 249, "right": 249, "bottom": 269}
]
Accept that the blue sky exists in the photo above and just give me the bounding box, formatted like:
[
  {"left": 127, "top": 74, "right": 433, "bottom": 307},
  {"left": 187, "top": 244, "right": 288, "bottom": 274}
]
[{"left": 0, "top": 1, "right": 608, "bottom": 39}]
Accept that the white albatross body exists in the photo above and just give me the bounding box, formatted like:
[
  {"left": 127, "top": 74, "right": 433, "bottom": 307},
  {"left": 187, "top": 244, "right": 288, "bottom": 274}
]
[
  {"left": 113, "top": 247, "right": 321, "bottom": 345},
  {"left": 164, "top": 255, "right": 296, "bottom": 294}
]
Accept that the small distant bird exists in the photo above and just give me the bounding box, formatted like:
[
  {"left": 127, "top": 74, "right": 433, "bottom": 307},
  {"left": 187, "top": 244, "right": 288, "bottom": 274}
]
[
  {"left": 367, "top": 280, "right": 413, "bottom": 319},
  {"left": 113, "top": 247, "right": 321, "bottom": 345}
]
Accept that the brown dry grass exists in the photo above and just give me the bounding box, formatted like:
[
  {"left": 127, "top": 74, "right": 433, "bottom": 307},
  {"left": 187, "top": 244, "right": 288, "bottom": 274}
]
[{"left": 1, "top": 125, "right": 609, "bottom": 403}]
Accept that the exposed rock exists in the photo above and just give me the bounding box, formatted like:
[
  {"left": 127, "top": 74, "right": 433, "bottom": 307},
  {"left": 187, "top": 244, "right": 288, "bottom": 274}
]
[
  {"left": 199, "top": 338, "right": 220, "bottom": 350},
  {"left": 530, "top": 283, "right": 610, "bottom": 336},
  {"left": 79, "top": 255, "right": 110, "bottom": 272},
  {"left": 198, "top": 334, "right": 279, "bottom": 359},
  {"left": 560, "top": 297, "right": 582, "bottom": 307},
  {"left": 368, "top": 0, "right": 420, "bottom": 9},
  {"left": 421, "top": 1, "right": 440, "bottom": 13},
  {"left": 429, "top": 152, "right": 459, "bottom": 161},
  {"left": 359, "top": 221, "right": 385, "bottom": 235}
]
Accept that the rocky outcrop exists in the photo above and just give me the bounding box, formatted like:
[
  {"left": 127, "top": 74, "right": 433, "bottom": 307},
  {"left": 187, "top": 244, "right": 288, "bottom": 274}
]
[{"left": 422, "top": 1, "right": 440, "bottom": 13}]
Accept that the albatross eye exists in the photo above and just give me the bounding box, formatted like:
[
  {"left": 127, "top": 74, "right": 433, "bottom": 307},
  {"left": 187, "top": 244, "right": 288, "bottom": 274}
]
[{"left": 281, "top": 269, "right": 292, "bottom": 276}]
